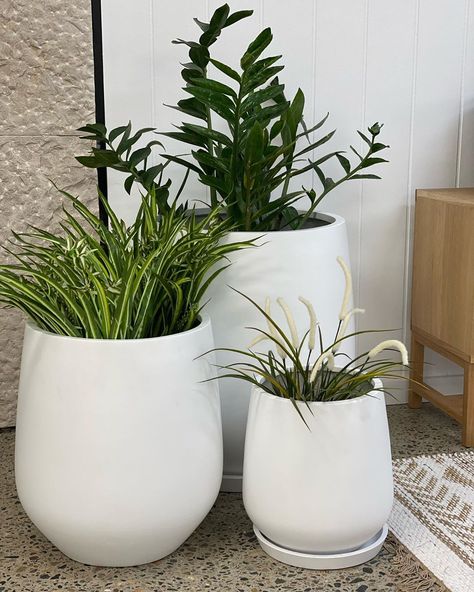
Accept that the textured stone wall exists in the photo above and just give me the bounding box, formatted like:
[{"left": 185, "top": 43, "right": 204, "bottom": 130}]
[{"left": 0, "top": 1, "right": 95, "bottom": 426}]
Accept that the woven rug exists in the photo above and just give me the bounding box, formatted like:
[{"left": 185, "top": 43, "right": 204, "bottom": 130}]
[{"left": 389, "top": 451, "right": 474, "bottom": 592}]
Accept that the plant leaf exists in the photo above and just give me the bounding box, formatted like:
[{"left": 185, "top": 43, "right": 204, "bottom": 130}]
[{"left": 241, "top": 28, "right": 273, "bottom": 69}]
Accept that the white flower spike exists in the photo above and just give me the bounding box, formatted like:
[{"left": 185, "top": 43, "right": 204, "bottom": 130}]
[
  {"left": 299, "top": 296, "right": 318, "bottom": 350},
  {"left": 368, "top": 339, "right": 409, "bottom": 366},
  {"left": 248, "top": 333, "right": 268, "bottom": 349},
  {"left": 277, "top": 297, "right": 299, "bottom": 348},
  {"left": 336, "top": 256, "right": 352, "bottom": 320},
  {"left": 310, "top": 351, "right": 335, "bottom": 383}
]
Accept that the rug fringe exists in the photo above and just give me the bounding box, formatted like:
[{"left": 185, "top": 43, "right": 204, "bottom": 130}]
[{"left": 385, "top": 536, "right": 447, "bottom": 591}]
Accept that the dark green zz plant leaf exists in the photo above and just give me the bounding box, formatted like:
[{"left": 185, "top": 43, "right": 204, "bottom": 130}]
[{"left": 75, "top": 122, "right": 181, "bottom": 214}]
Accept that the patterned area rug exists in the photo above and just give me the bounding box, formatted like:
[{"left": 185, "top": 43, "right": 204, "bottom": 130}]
[{"left": 390, "top": 451, "right": 474, "bottom": 592}]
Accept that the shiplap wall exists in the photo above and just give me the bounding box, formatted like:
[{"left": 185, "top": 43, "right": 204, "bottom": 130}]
[{"left": 101, "top": 0, "right": 474, "bottom": 400}]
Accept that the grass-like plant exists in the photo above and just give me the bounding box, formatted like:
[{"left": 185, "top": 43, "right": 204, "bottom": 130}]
[
  {"left": 0, "top": 187, "right": 250, "bottom": 339},
  {"left": 165, "top": 3, "right": 389, "bottom": 231},
  {"left": 209, "top": 257, "right": 408, "bottom": 422}
]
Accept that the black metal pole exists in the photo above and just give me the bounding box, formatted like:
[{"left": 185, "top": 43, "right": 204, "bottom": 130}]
[{"left": 91, "top": 0, "right": 108, "bottom": 226}]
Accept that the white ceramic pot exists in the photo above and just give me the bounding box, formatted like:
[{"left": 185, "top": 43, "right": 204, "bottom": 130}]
[
  {"left": 15, "top": 316, "right": 222, "bottom": 567},
  {"left": 242, "top": 380, "right": 393, "bottom": 556},
  {"left": 205, "top": 212, "right": 354, "bottom": 490}
]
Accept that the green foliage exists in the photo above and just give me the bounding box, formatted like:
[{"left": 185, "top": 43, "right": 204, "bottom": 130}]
[
  {"left": 166, "top": 3, "right": 390, "bottom": 231},
  {"left": 0, "top": 189, "right": 250, "bottom": 339},
  {"left": 75, "top": 122, "right": 184, "bottom": 214},
  {"left": 74, "top": 6, "right": 389, "bottom": 231}
]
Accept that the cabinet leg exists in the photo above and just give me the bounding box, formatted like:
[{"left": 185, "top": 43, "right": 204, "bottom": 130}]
[
  {"left": 462, "top": 364, "right": 474, "bottom": 447},
  {"left": 408, "top": 334, "right": 424, "bottom": 409}
]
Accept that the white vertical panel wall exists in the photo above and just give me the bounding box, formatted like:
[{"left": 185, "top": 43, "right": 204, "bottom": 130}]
[{"left": 101, "top": 0, "right": 474, "bottom": 402}]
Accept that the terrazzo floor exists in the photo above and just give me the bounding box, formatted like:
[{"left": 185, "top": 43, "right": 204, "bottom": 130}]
[{"left": 0, "top": 403, "right": 464, "bottom": 592}]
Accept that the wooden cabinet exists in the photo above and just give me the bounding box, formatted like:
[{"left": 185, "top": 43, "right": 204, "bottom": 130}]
[{"left": 409, "top": 188, "right": 474, "bottom": 446}]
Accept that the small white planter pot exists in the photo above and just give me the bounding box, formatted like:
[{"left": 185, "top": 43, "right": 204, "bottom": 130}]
[
  {"left": 205, "top": 212, "right": 354, "bottom": 490},
  {"left": 15, "top": 317, "right": 222, "bottom": 567},
  {"left": 243, "top": 380, "right": 393, "bottom": 568}
]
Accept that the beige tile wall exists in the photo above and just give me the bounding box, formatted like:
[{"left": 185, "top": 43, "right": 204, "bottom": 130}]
[{"left": 0, "top": 1, "right": 96, "bottom": 426}]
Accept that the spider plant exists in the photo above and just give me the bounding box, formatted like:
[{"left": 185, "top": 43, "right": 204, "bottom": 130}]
[
  {"left": 0, "top": 187, "right": 250, "bottom": 339},
  {"left": 164, "top": 3, "right": 389, "bottom": 231},
  {"left": 208, "top": 257, "right": 408, "bottom": 423}
]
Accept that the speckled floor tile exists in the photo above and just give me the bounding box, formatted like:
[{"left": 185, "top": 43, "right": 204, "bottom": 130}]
[
  {"left": 388, "top": 402, "right": 463, "bottom": 459},
  {"left": 0, "top": 403, "right": 461, "bottom": 591}
]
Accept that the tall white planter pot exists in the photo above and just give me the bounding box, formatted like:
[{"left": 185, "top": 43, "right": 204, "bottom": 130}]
[
  {"left": 15, "top": 316, "right": 222, "bottom": 567},
  {"left": 243, "top": 380, "right": 393, "bottom": 569},
  {"left": 205, "top": 212, "right": 354, "bottom": 490}
]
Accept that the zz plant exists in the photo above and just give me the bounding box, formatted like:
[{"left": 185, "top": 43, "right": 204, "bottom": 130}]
[
  {"left": 166, "top": 3, "right": 390, "bottom": 231},
  {"left": 76, "top": 4, "right": 389, "bottom": 231},
  {"left": 209, "top": 257, "right": 408, "bottom": 423},
  {"left": 75, "top": 122, "right": 180, "bottom": 214},
  {"left": 0, "top": 187, "right": 249, "bottom": 339}
]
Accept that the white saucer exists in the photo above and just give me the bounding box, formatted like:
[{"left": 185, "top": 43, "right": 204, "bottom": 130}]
[{"left": 253, "top": 524, "right": 389, "bottom": 570}]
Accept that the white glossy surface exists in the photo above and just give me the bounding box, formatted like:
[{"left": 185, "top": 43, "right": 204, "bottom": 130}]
[
  {"left": 243, "top": 381, "right": 393, "bottom": 554},
  {"left": 15, "top": 318, "right": 222, "bottom": 566},
  {"left": 205, "top": 214, "right": 354, "bottom": 484}
]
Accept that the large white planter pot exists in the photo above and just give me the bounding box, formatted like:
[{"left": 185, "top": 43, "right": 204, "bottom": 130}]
[
  {"left": 15, "top": 317, "right": 222, "bottom": 567},
  {"left": 205, "top": 212, "right": 354, "bottom": 490},
  {"left": 243, "top": 381, "right": 393, "bottom": 567}
]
